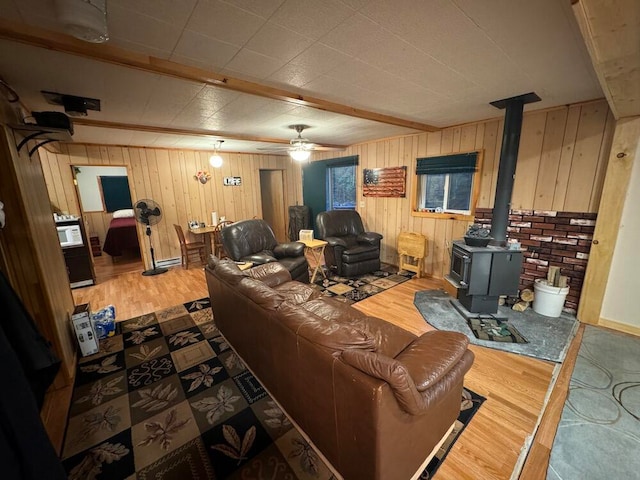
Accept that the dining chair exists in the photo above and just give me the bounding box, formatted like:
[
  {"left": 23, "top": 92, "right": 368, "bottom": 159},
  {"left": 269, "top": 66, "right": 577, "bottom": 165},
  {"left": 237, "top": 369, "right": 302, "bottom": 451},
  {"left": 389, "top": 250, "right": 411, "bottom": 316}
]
[
  {"left": 213, "top": 220, "right": 234, "bottom": 258},
  {"left": 173, "top": 224, "right": 206, "bottom": 269}
]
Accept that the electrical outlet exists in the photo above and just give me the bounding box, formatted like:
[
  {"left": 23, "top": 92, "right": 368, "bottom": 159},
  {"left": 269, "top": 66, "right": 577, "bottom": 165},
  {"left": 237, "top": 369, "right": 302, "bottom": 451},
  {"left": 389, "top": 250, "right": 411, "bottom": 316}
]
[{"left": 359, "top": 200, "right": 365, "bottom": 208}]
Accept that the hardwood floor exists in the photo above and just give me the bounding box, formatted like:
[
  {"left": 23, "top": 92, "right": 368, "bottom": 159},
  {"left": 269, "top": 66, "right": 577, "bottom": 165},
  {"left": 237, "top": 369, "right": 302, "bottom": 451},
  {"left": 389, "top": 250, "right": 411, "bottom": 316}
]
[{"left": 64, "top": 266, "right": 573, "bottom": 479}]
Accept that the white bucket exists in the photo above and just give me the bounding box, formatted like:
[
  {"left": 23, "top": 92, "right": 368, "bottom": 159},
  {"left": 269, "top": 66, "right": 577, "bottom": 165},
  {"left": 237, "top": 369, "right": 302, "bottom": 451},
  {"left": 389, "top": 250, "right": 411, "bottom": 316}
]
[{"left": 533, "top": 279, "right": 569, "bottom": 317}]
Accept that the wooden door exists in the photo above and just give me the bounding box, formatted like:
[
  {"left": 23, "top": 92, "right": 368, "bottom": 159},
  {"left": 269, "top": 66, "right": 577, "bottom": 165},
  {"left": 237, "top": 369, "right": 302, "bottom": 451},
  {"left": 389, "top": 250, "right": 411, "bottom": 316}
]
[{"left": 260, "top": 170, "right": 286, "bottom": 242}]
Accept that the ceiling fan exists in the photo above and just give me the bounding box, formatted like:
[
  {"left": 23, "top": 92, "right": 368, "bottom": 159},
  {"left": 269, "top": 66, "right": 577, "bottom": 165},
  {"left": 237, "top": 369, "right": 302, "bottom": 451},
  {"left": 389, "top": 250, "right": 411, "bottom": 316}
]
[{"left": 258, "top": 125, "right": 343, "bottom": 161}]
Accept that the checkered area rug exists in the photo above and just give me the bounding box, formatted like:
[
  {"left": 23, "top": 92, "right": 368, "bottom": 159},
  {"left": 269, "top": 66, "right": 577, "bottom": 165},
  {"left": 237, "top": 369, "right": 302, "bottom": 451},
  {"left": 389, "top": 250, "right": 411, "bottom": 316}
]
[
  {"left": 312, "top": 264, "right": 415, "bottom": 304},
  {"left": 61, "top": 298, "right": 482, "bottom": 479},
  {"left": 61, "top": 298, "right": 340, "bottom": 479}
]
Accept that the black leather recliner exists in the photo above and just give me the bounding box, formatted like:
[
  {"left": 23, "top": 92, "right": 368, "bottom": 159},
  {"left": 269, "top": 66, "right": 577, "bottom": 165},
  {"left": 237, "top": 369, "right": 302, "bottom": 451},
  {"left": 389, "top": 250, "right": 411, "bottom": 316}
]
[
  {"left": 220, "top": 219, "right": 310, "bottom": 283},
  {"left": 316, "top": 210, "right": 383, "bottom": 277}
]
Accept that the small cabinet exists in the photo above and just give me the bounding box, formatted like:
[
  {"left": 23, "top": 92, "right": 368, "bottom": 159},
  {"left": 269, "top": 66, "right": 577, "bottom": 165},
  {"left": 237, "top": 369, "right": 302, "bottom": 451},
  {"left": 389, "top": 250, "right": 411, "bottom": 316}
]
[{"left": 64, "top": 246, "right": 94, "bottom": 287}]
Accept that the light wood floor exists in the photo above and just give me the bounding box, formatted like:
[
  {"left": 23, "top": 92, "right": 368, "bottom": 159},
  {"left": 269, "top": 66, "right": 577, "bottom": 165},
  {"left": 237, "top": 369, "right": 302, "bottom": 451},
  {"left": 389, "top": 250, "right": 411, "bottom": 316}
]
[{"left": 58, "top": 265, "right": 577, "bottom": 479}]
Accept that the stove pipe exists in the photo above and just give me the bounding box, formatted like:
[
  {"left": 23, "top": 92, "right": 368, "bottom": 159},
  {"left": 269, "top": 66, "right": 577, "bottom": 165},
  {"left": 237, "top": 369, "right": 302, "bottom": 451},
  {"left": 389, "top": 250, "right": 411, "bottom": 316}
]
[{"left": 489, "top": 92, "right": 541, "bottom": 245}]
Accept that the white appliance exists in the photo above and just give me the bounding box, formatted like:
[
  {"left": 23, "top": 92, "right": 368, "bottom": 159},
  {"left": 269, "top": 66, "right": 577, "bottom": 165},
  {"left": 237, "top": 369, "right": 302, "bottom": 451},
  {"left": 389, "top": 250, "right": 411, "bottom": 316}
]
[{"left": 57, "top": 223, "right": 83, "bottom": 248}]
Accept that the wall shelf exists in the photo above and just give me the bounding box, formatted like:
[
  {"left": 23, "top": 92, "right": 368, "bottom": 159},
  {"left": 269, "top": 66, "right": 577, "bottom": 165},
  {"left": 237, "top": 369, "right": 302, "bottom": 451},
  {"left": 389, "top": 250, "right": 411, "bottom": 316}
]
[{"left": 9, "top": 124, "right": 72, "bottom": 157}]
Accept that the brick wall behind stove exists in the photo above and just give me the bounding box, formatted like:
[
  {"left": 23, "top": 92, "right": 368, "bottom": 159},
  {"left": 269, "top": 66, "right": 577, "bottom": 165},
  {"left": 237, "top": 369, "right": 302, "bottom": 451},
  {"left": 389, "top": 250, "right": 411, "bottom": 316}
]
[{"left": 474, "top": 208, "right": 596, "bottom": 313}]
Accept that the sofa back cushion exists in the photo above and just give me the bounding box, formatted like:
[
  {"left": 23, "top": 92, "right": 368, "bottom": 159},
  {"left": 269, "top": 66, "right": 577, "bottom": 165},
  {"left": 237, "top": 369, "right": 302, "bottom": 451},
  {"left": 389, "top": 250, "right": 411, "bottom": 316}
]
[
  {"left": 214, "top": 259, "right": 248, "bottom": 285},
  {"left": 220, "top": 219, "right": 278, "bottom": 260},
  {"left": 316, "top": 210, "right": 365, "bottom": 238},
  {"left": 276, "top": 302, "right": 376, "bottom": 352},
  {"left": 236, "top": 277, "right": 284, "bottom": 310}
]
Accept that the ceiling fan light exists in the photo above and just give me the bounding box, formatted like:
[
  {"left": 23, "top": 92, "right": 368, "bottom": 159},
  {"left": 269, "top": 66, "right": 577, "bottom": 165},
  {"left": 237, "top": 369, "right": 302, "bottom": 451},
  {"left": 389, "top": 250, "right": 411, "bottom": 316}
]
[
  {"left": 289, "top": 149, "right": 311, "bottom": 162},
  {"left": 209, "top": 154, "right": 223, "bottom": 168},
  {"left": 54, "top": 0, "right": 109, "bottom": 44}
]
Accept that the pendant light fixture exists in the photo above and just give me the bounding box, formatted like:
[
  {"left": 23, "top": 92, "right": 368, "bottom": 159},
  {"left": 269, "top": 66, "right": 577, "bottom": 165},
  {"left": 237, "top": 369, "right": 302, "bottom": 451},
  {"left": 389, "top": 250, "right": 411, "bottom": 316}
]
[
  {"left": 54, "top": 0, "right": 109, "bottom": 44},
  {"left": 209, "top": 140, "right": 224, "bottom": 168}
]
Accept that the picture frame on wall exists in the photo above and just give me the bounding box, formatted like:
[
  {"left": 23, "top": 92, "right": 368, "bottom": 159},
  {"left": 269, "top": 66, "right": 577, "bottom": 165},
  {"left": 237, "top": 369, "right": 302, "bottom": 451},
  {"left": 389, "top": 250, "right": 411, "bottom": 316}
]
[{"left": 363, "top": 166, "right": 406, "bottom": 197}]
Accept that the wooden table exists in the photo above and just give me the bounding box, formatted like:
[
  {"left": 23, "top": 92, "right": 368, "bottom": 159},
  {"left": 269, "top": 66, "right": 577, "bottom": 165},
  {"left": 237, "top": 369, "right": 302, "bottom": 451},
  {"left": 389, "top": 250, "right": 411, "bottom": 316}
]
[
  {"left": 300, "top": 239, "right": 328, "bottom": 283},
  {"left": 188, "top": 225, "right": 216, "bottom": 257}
]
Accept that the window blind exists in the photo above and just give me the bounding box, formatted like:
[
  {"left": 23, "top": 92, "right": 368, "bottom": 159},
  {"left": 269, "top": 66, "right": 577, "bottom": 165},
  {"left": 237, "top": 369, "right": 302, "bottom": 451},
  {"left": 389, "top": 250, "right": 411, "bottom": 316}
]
[{"left": 416, "top": 152, "right": 477, "bottom": 175}]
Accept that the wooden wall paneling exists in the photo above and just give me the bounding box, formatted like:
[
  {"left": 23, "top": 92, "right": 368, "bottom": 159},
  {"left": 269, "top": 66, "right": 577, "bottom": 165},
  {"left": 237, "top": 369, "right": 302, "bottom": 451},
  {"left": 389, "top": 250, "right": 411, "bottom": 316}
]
[
  {"left": 0, "top": 124, "right": 76, "bottom": 383},
  {"left": 534, "top": 108, "right": 568, "bottom": 210},
  {"left": 432, "top": 217, "right": 449, "bottom": 279},
  {"left": 589, "top": 109, "right": 616, "bottom": 212},
  {"left": 552, "top": 105, "right": 582, "bottom": 210},
  {"left": 512, "top": 111, "right": 547, "bottom": 209},
  {"left": 460, "top": 124, "right": 477, "bottom": 152},
  {"left": 478, "top": 120, "right": 500, "bottom": 208},
  {"left": 578, "top": 117, "right": 639, "bottom": 324},
  {"left": 145, "top": 149, "right": 170, "bottom": 258},
  {"left": 452, "top": 126, "right": 462, "bottom": 152},
  {"left": 564, "top": 102, "right": 609, "bottom": 212},
  {"left": 474, "top": 123, "right": 485, "bottom": 151},
  {"left": 386, "top": 138, "right": 400, "bottom": 265},
  {"left": 441, "top": 128, "right": 454, "bottom": 154},
  {"left": 168, "top": 149, "right": 187, "bottom": 258}
]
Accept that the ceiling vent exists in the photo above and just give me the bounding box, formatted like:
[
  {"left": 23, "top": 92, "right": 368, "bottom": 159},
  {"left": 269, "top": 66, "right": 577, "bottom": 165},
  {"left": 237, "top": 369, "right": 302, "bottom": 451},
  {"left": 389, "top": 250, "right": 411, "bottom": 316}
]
[{"left": 41, "top": 90, "right": 101, "bottom": 117}]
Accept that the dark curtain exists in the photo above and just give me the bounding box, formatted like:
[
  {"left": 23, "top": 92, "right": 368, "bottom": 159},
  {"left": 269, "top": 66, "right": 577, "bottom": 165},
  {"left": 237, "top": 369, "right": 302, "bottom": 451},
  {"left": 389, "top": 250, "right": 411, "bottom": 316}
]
[
  {"left": 302, "top": 155, "right": 358, "bottom": 235},
  {"left": 100, "top": 175, "right": 133, "bottom": 212},
  {"left": 0, "top": 270, "right": 66, "bottom": 479}
]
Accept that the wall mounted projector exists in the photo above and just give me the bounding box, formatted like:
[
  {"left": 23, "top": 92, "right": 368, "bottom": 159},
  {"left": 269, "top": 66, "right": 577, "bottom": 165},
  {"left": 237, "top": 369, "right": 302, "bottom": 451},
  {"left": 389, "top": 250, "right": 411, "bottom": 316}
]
[{"left": 41, "top": 90, "right": 101, "bottom": 117}]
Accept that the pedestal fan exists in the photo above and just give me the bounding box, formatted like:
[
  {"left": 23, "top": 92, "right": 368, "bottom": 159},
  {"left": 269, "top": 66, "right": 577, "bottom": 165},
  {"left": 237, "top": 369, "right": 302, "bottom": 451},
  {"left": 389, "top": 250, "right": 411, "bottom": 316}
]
[{"left": 134, "top": 199, "right": 168, "bottom": 276}]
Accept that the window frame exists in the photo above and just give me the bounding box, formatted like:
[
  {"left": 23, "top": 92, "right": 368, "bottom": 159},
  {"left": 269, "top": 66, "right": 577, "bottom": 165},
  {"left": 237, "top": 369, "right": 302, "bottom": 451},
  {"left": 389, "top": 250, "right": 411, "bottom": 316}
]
[
  {"left": 411, "top": 150, "right": 484, "bottom": 221},
  {"left": 326, "top": 164, "right": 356, "bottom": 211}
]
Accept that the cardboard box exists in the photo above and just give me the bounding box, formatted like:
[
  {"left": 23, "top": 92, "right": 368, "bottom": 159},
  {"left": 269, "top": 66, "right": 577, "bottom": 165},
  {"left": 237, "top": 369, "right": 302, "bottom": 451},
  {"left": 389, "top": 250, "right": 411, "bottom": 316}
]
[{"left": 72, "top": 303, "right": 99, "bottom": 357}]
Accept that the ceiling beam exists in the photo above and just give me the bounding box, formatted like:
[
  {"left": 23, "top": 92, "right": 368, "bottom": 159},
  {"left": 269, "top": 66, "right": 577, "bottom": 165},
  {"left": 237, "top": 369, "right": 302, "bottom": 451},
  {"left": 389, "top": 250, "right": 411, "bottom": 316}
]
[
  {"left": 572, "top": 0, "right": 640, "bottom": 119},
  {"left": 0, "top": 19, "right": 440, "bottom": 133},
  {"left": 72, "top": 118, "right": 348, "bottom": 149}
]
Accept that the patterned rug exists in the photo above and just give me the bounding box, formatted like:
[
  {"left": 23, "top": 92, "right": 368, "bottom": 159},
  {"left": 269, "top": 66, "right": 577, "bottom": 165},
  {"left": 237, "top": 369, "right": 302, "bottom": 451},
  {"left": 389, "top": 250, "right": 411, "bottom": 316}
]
[
  {"left": 61, "top": 298, "right": 483, "bottom": 479},
  {"left": 312, "top": 264, "right": 415, "bottom": 304}
]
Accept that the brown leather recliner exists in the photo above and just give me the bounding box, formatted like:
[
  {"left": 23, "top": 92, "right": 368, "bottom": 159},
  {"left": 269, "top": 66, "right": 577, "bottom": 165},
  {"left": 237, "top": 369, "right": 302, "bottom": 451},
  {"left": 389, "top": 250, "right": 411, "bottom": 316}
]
[
  {"left": 220, "top": 218, "right": 310, "bottom": 282},
  {"left": 316, "top": 210, "right": 383, "bottom": 276},
  {"left": 205, "top": 257, "right": 474, "bottom": 480}
]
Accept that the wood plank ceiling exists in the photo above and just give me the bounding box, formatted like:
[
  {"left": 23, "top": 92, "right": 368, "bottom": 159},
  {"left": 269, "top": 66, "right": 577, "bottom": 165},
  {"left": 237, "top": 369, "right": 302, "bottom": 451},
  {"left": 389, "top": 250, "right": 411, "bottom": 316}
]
[{"left": 0, "top": 0, "right": 606, "bottom": 153}]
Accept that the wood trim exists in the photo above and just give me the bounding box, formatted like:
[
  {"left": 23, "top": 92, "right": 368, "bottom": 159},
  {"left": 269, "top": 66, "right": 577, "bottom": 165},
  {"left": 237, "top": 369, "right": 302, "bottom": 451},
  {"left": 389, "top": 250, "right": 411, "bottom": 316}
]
[
  {"left": 519, "top": 324, "right": 585, "bottom": 480},
  {"left": 0, "top": 19, "right": 439, "bottom": 133},
  {"left": 577, "top": 117, "right": 639, "bottom": 323},
  {"left": 72, "top": 118, "right": 347, "bottom": 149},
  {"left": 599, "top": 317, "right": 640, "bottom": 337}
]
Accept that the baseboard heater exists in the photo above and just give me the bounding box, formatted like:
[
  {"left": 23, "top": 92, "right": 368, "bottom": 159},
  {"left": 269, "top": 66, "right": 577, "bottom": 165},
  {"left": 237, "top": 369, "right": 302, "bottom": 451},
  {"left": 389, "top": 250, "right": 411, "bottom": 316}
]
[{"left": 155, "top": 257, "right": 181, "bottom": 269}]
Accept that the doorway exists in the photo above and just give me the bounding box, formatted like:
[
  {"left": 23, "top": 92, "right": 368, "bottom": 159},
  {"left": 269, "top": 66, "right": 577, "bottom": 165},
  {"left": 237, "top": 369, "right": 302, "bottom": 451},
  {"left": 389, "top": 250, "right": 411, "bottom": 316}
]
[
  {"left": 260, "top": 170, "right": 286, "bottom": 242},
  {"left": 71, "top": 165, "right": 143, "bottom": 282}
]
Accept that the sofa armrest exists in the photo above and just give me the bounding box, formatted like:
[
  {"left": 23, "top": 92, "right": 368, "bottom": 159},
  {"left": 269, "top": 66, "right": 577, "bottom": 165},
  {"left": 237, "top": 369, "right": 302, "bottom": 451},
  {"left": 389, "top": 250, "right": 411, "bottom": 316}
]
[
  {"left": 396, "top": 331, "right": 469, "bottom": 392},
  {"left": 274, "top": 241, "right": 305, "bottom": 258},
  {"left": 324, "top": 236, "right": 348, "bottom": 248},
  {"left": 242, "top": 252, "right": 278, "bottom": 265},
  {"left": 340, "top": 331, "right": 474, "bottom": 415},
  {"left": 247, "top": 262, "right": 292, "bottom": 288},
  {"left": 357, "top": 232, "right": 383, "bottom": 245}
]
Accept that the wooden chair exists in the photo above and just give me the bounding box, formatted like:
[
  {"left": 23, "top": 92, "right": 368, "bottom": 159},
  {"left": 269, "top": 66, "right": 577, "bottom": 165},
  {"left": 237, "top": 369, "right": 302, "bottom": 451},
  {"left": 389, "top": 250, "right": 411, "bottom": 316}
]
[
  {"left": 213, "top": 220, "right": 234, "bottom": 258},
  {"left": 397, "top": 231, "right": 427, "bottom": 278},
  {"left": 173, "top": 224, "right": 206, "bottom": 269}
]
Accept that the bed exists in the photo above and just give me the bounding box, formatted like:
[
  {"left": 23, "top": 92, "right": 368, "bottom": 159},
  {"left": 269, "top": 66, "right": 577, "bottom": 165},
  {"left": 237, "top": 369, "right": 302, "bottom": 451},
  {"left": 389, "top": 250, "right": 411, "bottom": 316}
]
[{"left": 103, "top": 217, "right": 139, "bottom": 257}]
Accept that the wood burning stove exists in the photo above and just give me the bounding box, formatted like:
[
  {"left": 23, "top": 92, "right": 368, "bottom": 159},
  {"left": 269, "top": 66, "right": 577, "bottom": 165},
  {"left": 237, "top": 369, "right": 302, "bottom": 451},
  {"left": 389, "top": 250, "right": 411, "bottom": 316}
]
[
  {"left": 449, "top": 241, "right": 522, "bottom": 314},
  {"left": 446, "top": 92, "right": 539, "bottom": 319}
]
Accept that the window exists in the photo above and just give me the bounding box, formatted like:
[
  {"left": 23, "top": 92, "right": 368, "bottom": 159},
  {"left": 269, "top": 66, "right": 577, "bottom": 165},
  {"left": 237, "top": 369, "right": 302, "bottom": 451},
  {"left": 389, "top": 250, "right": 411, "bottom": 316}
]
[
  {"left": 327, "top": 165, "right": 356, "bottom": 210},
  {"left": 414, "top": 152, "right": 480, "bottom": 217}
]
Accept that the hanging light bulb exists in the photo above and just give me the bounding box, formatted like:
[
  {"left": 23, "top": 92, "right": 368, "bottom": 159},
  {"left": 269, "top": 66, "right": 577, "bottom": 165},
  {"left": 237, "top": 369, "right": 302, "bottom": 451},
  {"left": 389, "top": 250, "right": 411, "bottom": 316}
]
[
  {"left": 209, "top": 140, "right": 224, "bottom": 168},
  {"left": 289, "top": 147, "right": 311, "bottom": 162}
]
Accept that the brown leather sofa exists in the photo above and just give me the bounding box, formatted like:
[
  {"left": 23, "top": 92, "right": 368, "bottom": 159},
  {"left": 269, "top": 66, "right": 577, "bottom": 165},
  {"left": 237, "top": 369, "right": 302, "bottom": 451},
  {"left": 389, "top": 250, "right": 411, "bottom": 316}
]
[{"left": 205, "top": 257, "right": 474, "bottom": 480}]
